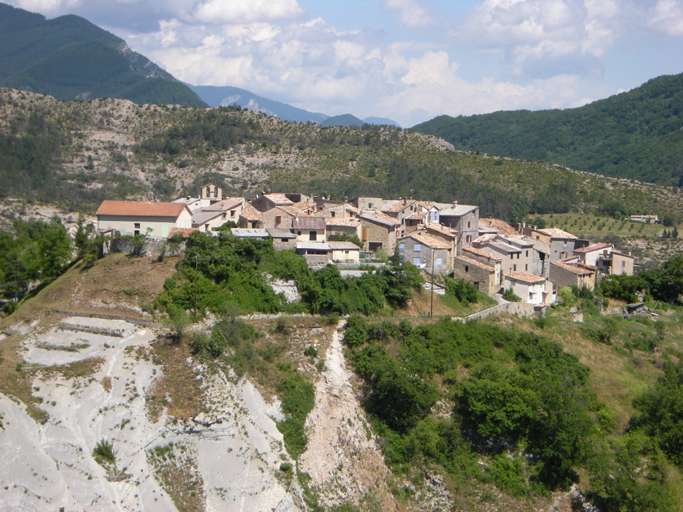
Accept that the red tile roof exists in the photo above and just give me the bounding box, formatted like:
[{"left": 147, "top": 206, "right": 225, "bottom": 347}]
[
  {"left": 96, "top": 200, "right": 188, "bottom": 218},
  {"left": 505, "top": 271, "right": 545, "bottom": 284},
  {"left": 573, "top": 243, "right": 612, "bottom": 253}
]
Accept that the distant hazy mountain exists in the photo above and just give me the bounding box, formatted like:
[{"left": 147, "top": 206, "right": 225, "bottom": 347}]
[
  {"left": 321, "top": 114, "right": 365, "bottom": 127},
  {"left": 189, "top": 84, "right": 401, "bottom": 127},
  {"left": 363, "top": 117, "right": 401, "bottom": 127},
  {"left": 189, "top": 84, "right": 328, "bottom": 123},
  {"left": 0, "top": 3, "right": 205, "bottom": 107}
]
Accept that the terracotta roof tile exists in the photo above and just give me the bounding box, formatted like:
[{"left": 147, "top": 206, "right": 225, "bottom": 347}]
[
  {"left": 538, "top": 227, "right": 577, "bottom": 239},
  {"left": 240, "top": 203, "right": 262, "bottom": 221},
  {"left": 96, "top": 200, "right": 187, "bottom": 218},
  {"left": 400, "top": 231, "right": 452, "bottom": 249},
  {"left": 505, "top": 271, "right": 545, "bottom": 284}
]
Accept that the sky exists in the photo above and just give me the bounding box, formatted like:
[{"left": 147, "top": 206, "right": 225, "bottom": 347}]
[{"left": 6, "top": 0, "right": 683, "bottom": 126}]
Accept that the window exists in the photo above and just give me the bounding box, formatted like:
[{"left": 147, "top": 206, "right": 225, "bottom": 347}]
[
  {"left": 436, "top": 258, "right": 442, "bottom": 266},
  {"left": 331, "top": 211, "right": 336, "bottom": 218},
  {"left": 414, "top": 244, "right": 421, "bottom": 252},
  {"left": 134, "top": 223, "right": 141, "bottom": 229},
  {"left": 513, "top": 264, "right": 517, "bottom": 271},
  {"left": 525, "top": 264, "right": 528, "bottom": 271},
  {"left": 526, "top": 250, "right": 529, "bottom": 257},
  {"left": 309, "top": 231, "right": 317, "bottom": 241},
  {"left": 399, "top": 243, "right": 405, "bottom": 250},
  {"left": 510, "top": 254, "right": 514, "bottom": 260},
  {"left": 466, "top": 235, "right": 472, "bottom": 243},
  {"left": 414, "top": 257, "right": 421, "bottom": 265},
  {"left": 468, "top": 221, "right": 471, "bottom": 228},
  {"left": 275, "top": 216, "right": 282, "bottom": 225},
  {"left": 465, "top": 265, "right": 469, "bottom": 272},
  {"left": 230, "top": 210, "right": 235, "bottom": 217}
]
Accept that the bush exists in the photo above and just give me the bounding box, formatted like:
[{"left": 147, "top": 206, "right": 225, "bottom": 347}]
[
  {"left": 93, "top": 439, "right": 116, "bottom": 465},
  {"left": 502, "top": 288, "right": 521, "bottom": 302}
]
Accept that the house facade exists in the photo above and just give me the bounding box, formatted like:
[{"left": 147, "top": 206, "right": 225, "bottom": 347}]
[
  {"left": 96, "top": 201, "right": 192, "bottom": 238},
  {"left": 293, "top": 217, "right": 326, "bottom": 243},
  {"left": 437, "top": 202, "right": 479, "bottom": 249},
  {"left": 359, "top": 212, "right": 400, "bottom": 253},
  {"left": 398, "top": 231, "right": 452, "bottom": 275},
  {"left": 453, "top": 256, "right": 499, "bottom": 295},
  {"left": 504, "top": 271, "right": 555, "bottom": 305},
  {"left": 550, "top": 259, "right": 597, "bottom": 290}
]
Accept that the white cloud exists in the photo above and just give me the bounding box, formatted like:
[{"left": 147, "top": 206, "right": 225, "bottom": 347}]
[
  {"left": 9, "top": 0, "right": 80, "bottom": 13},
  {"left": 378, "top": 50, "right": 590, "bottom": 125},
  {"left": 193, "top": 0, "right": 304, "bottom": 24},
  {"left": 648, "top": 0, "right": 683, "bottom": 36},
  {"left": 381, "top": 0, "right": 435, "bottom": 29}
]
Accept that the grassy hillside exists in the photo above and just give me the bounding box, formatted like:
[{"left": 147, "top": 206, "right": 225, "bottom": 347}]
[
  {"left": 0, "top": 87, "right": 681, "bottom": 223},
  {"left": 413, "top": 73, "right": 683, "bottom": 186},
  {"left": 0, "top": 3, "right": 205, "bottom": 108}
]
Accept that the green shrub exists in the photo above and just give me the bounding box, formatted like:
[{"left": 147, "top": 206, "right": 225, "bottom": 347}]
[
  {"left": 93, "top": 439, "right": 116, "bottom": 465},
  {"left": 277, "top": 373, "right": 315, "bottom": 459},
  {"left": 502, "top": 288, "right": 521, "bottom": 302}
]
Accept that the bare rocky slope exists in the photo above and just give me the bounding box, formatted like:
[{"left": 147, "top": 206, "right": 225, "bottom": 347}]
[
  {"left": 0, "top": 253, "right": 617, "bottom": 512},
  {"left": 1, "top": 87, "right": 680, "bottom": 219}
]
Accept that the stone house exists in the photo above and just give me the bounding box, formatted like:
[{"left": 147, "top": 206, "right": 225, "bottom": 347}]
[
  {"left": 96, "top": 200, "right": 192, "bottom": 239},
  {"left": 453, "top": 255, "right": 499, "bottom": 295},
  {"left": 474, "top": 235, "right": 534, "bottom": 277},
  {"left": 573, "top": 243, "right": 635, "bottom": 276},
  {"left": 504, "top": 271, "right": 555, "bottom": 305},
  {"left": 437, "top": 202, "right": 479, "bottom": 248},
  {"left": 295, "top": 242, "right": 330, "bottom": 268},
  {"left": 351, "top": 196, "right": 383, "bottom": 211},
  {"left": 239, "top": 203, "right": 263, "bottom": 229},
  {"left": 382, "top": 199, "right": 426, "bottom": 235},
  {"left": 252, "top": 192, "right": 294, "bottom": 212},
  {"left": 328, "top": 241, "right": 360, "bottom": 264},
  {"left": 424, "top": 222, "right": 458, "bottom": 254},
  {"left": 262, "top": 206, "right": 300, "bottom": 229},
  {"left": 293, "top": 216, "right": 326, "bottom": 243},
  {"left": 202, "top": 197, "right": 243, "bottom": 222},
  {"left": 550, "top": 259, "right": 597, "bottom": 291},
  {"left": 267, "top": 228, "right": 297, "bottom": 250},
  {"left": 359, "top": 211, "right": 400, "bottom": 253},
  {"left": 325, "top": 217, "right": 361, "bottom": 241},
  {"left": 462, "top": 246, "right": 502, "bottom": 286},
  {"left": 518, "top": 226, "right": 589, "bottom": 262},
  {"left": 398, "top": 231, "right": 452, "bottom": 275}
]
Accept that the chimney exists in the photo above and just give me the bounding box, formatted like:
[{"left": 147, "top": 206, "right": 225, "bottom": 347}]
[
  {"left": 403, "top": 197, "right": 407, "bottom": 205},
  {"left": 453, "top": 200, "right": 458, "bottom": 207}
]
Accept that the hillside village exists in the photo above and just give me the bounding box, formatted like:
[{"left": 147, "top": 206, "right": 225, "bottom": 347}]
[{"left": 95, "top": 184, "right": 636, "bottom": 307}]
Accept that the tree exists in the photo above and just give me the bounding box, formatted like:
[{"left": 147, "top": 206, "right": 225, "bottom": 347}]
[
  {"left": 662, "top": 213, "right": 677, "bottom": 227},
  {"left": 631, "top": 360, "right": 683, "bottom": 465}
]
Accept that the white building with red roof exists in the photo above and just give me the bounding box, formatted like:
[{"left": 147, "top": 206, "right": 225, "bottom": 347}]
[{"left": 96, "top": 200, "right": 192, "bottom": 238}]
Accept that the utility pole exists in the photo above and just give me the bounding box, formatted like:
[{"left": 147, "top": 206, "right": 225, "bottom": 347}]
[
  {"left": 430, "top": 249, "right": 434, "bottom": 320},
  {"left": 194, "top": 254, "right": 198, "bottom": 318}
]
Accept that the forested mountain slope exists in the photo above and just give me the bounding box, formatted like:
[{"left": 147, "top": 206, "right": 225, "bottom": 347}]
[
  {"left": 413, "top": 73, "right": 683, "bottom": 186},
  {"left": 0, "top": 87, "right": 680, "bottom": 221},
  {"left": 0, "top": 3, "right": 205, "bottom": 107}
]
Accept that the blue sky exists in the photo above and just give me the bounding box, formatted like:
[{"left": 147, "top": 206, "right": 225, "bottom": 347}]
[{"left": 7, "top": 0, "right": 683, "bottom": 126}]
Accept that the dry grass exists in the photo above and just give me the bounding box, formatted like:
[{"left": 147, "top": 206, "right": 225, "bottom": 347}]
[
  {"left": 0, "top": 254, "right": 177, "bottom": 428},
  {"left": 147, "top": 442, "right": 205, "bottom": 512},
  {"left": 145, "top": 337, "right": 204, "bottom": 422}
]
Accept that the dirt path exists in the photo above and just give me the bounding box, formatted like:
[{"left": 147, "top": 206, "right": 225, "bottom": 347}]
[{"left": 299, "top": 321, "right": 397, "bottom": 511}]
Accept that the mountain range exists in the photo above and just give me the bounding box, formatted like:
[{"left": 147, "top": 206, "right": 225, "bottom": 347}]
[
  {"left": 412, "top": 73, "right": 683, "bottom": 186},
  {"left": 0, "top": 3, "right": 206, "bottom": 107},
  {"left": 188, "top": 84, "right": 400, "bottom": 127}
]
